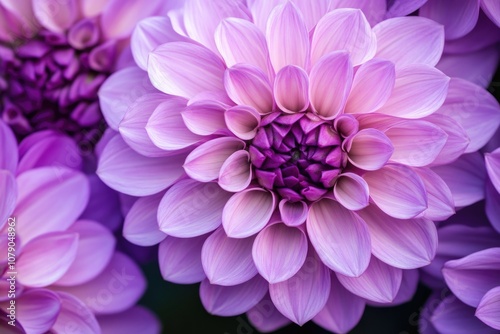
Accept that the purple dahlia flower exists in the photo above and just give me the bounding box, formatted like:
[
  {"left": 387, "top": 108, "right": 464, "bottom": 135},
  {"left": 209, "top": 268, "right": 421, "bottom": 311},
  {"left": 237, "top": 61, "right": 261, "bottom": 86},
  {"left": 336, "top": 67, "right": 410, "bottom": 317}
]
[
  {"left": 0, "top": 120, "right": 159, "bottom": 333},
  {"left": 96, "top": 0, "right": 500, "bottom": 332}
]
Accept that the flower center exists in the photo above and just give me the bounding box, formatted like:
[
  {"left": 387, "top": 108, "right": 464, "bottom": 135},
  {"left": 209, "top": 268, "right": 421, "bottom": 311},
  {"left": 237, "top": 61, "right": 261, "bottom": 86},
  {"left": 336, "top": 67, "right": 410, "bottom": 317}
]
[
  {"left": 0, "top": 18, "right": 114, "bottom": 145},
  {"left": 249, "top": 112, "right": 345, "bottom": 202}
]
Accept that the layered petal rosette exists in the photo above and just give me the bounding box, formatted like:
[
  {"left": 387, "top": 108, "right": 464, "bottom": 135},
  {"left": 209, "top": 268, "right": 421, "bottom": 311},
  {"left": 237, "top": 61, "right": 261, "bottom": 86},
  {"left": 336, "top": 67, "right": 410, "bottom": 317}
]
[{"left": 97, "top": 0, "right": 500, "bottom": 331}]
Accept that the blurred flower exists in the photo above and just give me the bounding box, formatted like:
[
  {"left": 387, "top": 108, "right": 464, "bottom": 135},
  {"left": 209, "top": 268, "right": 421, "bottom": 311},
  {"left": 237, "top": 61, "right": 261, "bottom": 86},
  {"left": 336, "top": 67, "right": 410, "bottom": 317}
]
[
  {"left": 96, "top": 0, "right": 500, "bottom": 332},
  {"left": 0, "top": 120, "right": 160, "bottom": 333}
]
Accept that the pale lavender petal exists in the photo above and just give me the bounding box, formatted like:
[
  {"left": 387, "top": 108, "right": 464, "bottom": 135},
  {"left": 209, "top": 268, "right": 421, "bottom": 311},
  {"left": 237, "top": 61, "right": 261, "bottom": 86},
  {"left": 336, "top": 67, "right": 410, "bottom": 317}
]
[
  {"left": 219, "top": 150, "right": 252, "bottom": 192},
  {"left": 222, "top": 188, "right": 276, "bottom": 238},
  {"left": 123, "top": 193, "right": 166, "bottom": 246},
  {"left": 158, "top": 179, "right": 231, "bottom": 237},
  {"left": 0, "top": 171, "right": 16, "bottom": 231},
  {"left": 33, "top": 0, "right": 78, "bottom": 32},
  {"left": 17, "top": 289, "right": 61, "bottom": 334},
  {"left": 246, "top": 294, "right": 291, "bottom": 333},
  {"left": 311, "top": 8, "right": 376, "bottom": 66},
  {"left": 0, "top": 120, "right": 18, "bottom": 173},
  {"left": 52, "top": 292, "right": 100, "bottom": 334},
  {"left": 307, "top": 198, "right": 371, "bottom": 277},
  {"left": 476, "top": 286, "right": 500, "bottom": 330},
  {"left": 98, "top": 306, "right": 161, "bottom": 334},
  {"left": 148, "top": 42, "right": 226, "bottom": 99},
  {"left": 279, "top": 199, "right": 308, "bottom": 227},
  {"left": 159, "top": 235, "right": 207, "bottom": 284},
  {"left": 17, "top": 232, "right": 78, "bottom": 287},
  {"left": 225, "top": 105, "right": 261, "bottom": 140},
  {"left": 253, "top": 223, "right": 307, "bottom": 283},
  {"left": 269, "top": 250, "right": 331, "bottom": 325},
  {"left": 200, "top": 275, "right": 268, "bottom": 316},
  {"left": 97, "top": 135, "right": 186, "bottom": 196},
  {"left": 182, "top": 100, "right": 227, "bottom": 136},
  {"left": 357, "top": 205, "right": 437, "bottom": 269},
  {"left": 345, "top": 128, "right": 394, "bottom": 171},
  {"left": 373, "top": 17, "right": 444, "bottom": 69},
  {"left": 313, "top": 275, "right": 365, "bottom": 334},
  {"left": 414, "top": 168, "right": 455, "bottom": 221},
  {"left": 292, "top": 0, "right": 330, "bottom": 31},
  {"left": 363, "top": 164, "right": 427, "bottom": 219},
  {"left": 274, "top": 65, "right": 309, "bottom": 113},
  {"left": 337, "top": 256, "right": 402, "bottom": 303},
  {"left": 333, "top": 172, "right": 370, "bottom": 211},
  {"left": 201, "top": 227, "right": 258, "bottom": 286},
  {"left": 330, "top": 0, "right": 387, "bottom": 26},
  {"left": 309, "top": 51, "right": 353, "bottom": 120},
  {"left": 482, "top": 0, "right": 500, "bottom": 26},
  {"left": 183, "top": 137, "right": 245, "bottom": 182}
]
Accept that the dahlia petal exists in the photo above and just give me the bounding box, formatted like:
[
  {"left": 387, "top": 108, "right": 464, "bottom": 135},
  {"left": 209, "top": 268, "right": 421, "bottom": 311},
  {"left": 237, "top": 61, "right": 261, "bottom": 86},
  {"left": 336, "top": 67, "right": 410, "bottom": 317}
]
[
  {"left": 357, "top": 205, "right": 437, "bottom": 269},
  {"left": 443, "top": 248, "right": 500, "bottom": 307},
  {"left": 289, "top": 0, "right": 330, "bottom": 31},
  {"left": 373, "top": 17, "right": 444, "bottom": 69},
  {"left": 184, "top": 137, "right": 245, "bottom": 182},
  {"left": 224, "top": 64, "right": 274, "bottom": 114},
  {"left": 56, "top": 221, "right": 116, "bottom": 286},
  {"left": 225, "top": 105, "right": 261, "bottom": 140},
  {"left": 333, "top": 172, "right": 370, "bottom": 211},
  {"left": 17, "top": 289, "right": 60, "bottom": 334},
  {"left": 97, "top": 135, "right": 185, "bottom": 196},
  {"left": 420, "top": 0, "right": 479, "bottom": 40},
  {"left": 390, "top": 269, "right": 419, "bottom": 306},
  {"left": 377, "top": 65, "right": 450, "bottom": 119},
  {"left": 337, "top": 256, "right": 402, "bottom": 303},
  {"left": 330, "top": 0, "right": 387, "bottom": 26},
  {"left": 97, "top": 306, "right": 162, "bottom": 334},
  {"left": 269, "top": 251, "right": 331, "bottom": 325},
  {"left": 55, "top": 252, "right": 145, "bottom": 315},
  {"left": 132, "top": 16, "right": 189, "bottom": 71},
  {"left": 200, "top": 275, "right": 268, "bottom": 316},
  {"left": 222, "top": 188, "right": 276, "bottom": 238},
  {"left": 385, "top": 0, "right": 428, "bottom": 17},
  {"left": 52, "top": 292, "right": 100, "bottom": 334},
  {"left": 218, "top": 150, "right": 252, "bottom": 192},
  {"left": 182, "top": 100, "right": 227, "bottom": 136},
  {"left": 432, "top": 152, "right": 486, "bottom": 207},
  {"left": 486, "top": 181, "right": 500, "bottom": 234},
  {"left": 311, "top": 8, "right": 376, "bottom": 66},
  {"left": 0, "top": 171, "right": 16, "bottom": 231},
  {"left": 309, "top": 51, "right": 353, "bottom": 120},
  {"left": 247, "top": 294, "right": 291, "bottom": 333},
  {"left": 17, "top": 232, "right": 78, "bottom": 287},
  {"left": 119, "top": 93, "right": 180, "bottom": 157},
  {"left": 202, "top": 227, "right": 258, "bottom": 286},
  {"left": 158, "top": 180, "right": 231, "bottom": 237},
  {"left": 274, "top": 65, "right": 309, "bottom": 113},
  {"left": 98, "top": 67, "right": 155, "bottom": 130},
  {"left": 363, "top": 165, "right": 427, "bottom": 219},
  {"left": 346, "top": 129, "right": 394, "bottom": 171},
  {"left": 148, "top": 42, "right": 226, "bottom": 99},
  {"left": 159, "top": 235, "right": 207, "bottom": 284},
  {"left": 345, "top": 59, "right": 395, "bottom": 114},
  {"left": 14, "top": 167, "right": 89, "bottom": 243},
  {"left": 313, "top": 275, "right": 365, "bottom": 334},
  {"left": 437, "top": 78, "right": 500, "bottom": 153},
  {"left": 183, "top": 0, "right": 251, "bottom": 53},
  {"left": 267, "top": 2, "right": 310, "bottom": 72},
  {"left": 414, "top": 168, "right": 455, "bottom": 221},
  {"left": 123, "top": 193, "right": 166, "bottom": 247},
  {"left": 253, "top": 223, "right": 308, "bottom": 283},
  {"left": 308, "top": 198, "right": 371, "bottom": 277},
  {"left": 33, "top": 0, "right": 78, "bottom": 32},
  {"left": 215, "top": 18, "right": 271, "bottom": 76},
  {"left": 0, "top": 120, "right": 18, "bottom": 173},
  {"left": 386, "top": 120, "right": 448, "bottom": 167},
  {"left": 279, "top": 199, "right": 308, "bottom": 226},
  {"left": 482, "top": 0, "right": 500, "bottom": 26},
  {"left": 476, "top": 286, "right": 500, "bottom": 330}
]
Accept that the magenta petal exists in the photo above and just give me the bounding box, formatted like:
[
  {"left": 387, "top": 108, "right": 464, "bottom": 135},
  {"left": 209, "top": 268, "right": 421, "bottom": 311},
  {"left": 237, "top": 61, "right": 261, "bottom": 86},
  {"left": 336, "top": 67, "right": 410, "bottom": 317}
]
[
  {"left": 253, "top": 223, "right": 308, "bottom": 283},
  {"left": 308, "top": 198, "right": 371, "bottom": 276},
  {"left": 97, "top": 306, "right": 162, "bottom": 334},
  {"left": 124, "top": 193, "right": 166, "bottom": 246},
  {"left": 33, "top": 0, "right": 78, "bottom": 32},
  {"left": 56, "top": 220, "right": 116, "bottom": 286},
  {"left": 414, "top": 168, "right": 455, "bottom": 221},
  {"left": 183, "top": 137, "right": 245, "bottom": 182},
  {"left": 476, "top": 286, "right": 500, "bottom": 330},
  {"left": 247, "top": 293, "right": 291, "bottom": 333},
  {"left": 52, "top": 292, "right": 100, "bottom": 334},
  {"left": 358, "top": 205, "right": 437, "bottom": 269},
  {"left": 346, "top": 128, "right": 394, "bottom": 171},
  {"left": 309, "top": 51, "right": 353, "bottom": 120},
  {"left": 443, "top": 248, "right": 500, "bottom": 308},
  {"left": 269, "top": 250, "right": 330, "bottom": 325},
  {"left": 17, "top": 232, "right": 78, "bottom": 287},
  {"left": 158, "top": 179, "right": 231, "bottom": 238},
  {"left": 200, "top": 275, "right": 268, "bottom": 316},
  {"left": 182, "top": 100, "right": 227, "bottom": 136},
  {"left": 279, "top": 199, "right": 308, "bottom": 227},
  {"left": 201, "top": 227, "right": 258, "bottom": 286},
  {"left": 0, "top": 170, "right": 16, "bottom": 231},
  {"left": 17, "top": 289, "right": 61, "bottom": 334},
  {"left": 337, "top": 256, "right": 402, "bottom": 303},
  {"left": 274, "top": 65, "right": 309, "bottom": 113},
  {"left": 313, "top": 274, "right": 366, "bottom": 334},
  {"left": 148, "top": 42, "right": 226, "bottom": 99},
  {"left": 311, "top": 8, "right": 376, "bottom": 66},
  {"left": 334, "top": 172, "right": 370, "bottom": 211},
  {"left": 159, "top": 235, "right": 207, "bottom": 284},
  {"left": 373, "top": 16, "right": 444, "bottom": 69},
  {"left": 218, "top": 150, "right": 252, "bottom": 192},
  {"left": 0, "top": 120, "right": 18, "bottom": 173},
  {"left": 97, "top": 135, "right": 186, "bottom": 196},
  {"left": 225, "top": 105, "right": 261, "bottom": 140}
]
